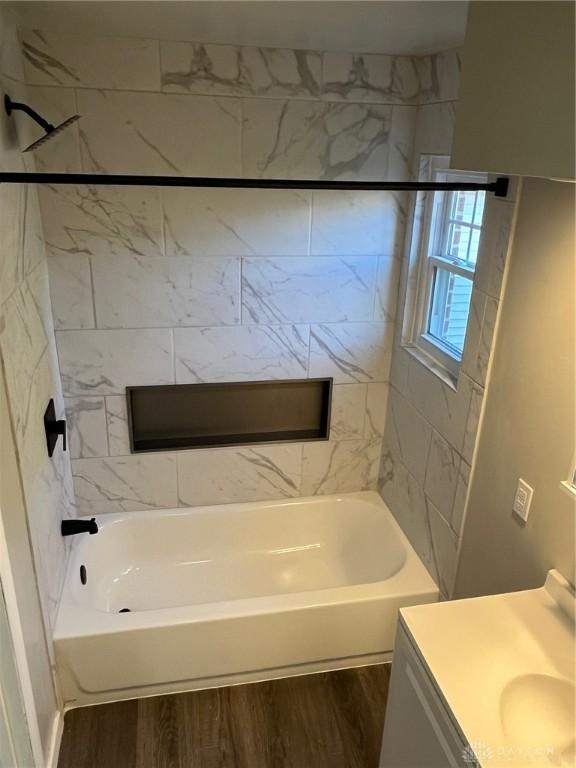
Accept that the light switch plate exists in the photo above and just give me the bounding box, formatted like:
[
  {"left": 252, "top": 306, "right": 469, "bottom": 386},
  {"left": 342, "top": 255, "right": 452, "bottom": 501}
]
[{"left": 513, "top": 478, "right": 534, "bottom": 522}]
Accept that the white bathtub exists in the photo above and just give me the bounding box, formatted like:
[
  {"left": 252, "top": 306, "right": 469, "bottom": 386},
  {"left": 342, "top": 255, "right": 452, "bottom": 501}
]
[{"left": 55, "top": 491, "right": 438, "bottom": 707}]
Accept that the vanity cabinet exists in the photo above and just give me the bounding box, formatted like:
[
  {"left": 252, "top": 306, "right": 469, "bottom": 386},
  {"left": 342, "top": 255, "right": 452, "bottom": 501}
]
[
  {"left": 379, "top": 571, "right": 574, "bottom": 768},
  {"left": 379, "top": 622, "right": 471, "bottom": 768}
]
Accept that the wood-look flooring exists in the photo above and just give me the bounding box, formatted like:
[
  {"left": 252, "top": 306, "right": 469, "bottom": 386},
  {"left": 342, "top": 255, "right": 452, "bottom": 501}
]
[{"left": 58, "top": 664, "right": 391, "bottom": 768}]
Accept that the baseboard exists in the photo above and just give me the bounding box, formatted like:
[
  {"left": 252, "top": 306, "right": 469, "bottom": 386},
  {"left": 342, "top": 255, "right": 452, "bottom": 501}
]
[{"left": 45, "top": 709, "right": 64, "bottom": 768}]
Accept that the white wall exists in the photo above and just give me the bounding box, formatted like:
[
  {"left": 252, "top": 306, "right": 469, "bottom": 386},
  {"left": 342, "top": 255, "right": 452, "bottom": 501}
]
[
  {"left": 13, "top": 1, "right": 468, "bottom": 55},
  {"left": 456, "top": 178, "right": 575, "bottom": 596},
  {"left": 22, "top": 29, "right": 460, "bottom": 515},
  {"left": 452, "top": 1, "right": 575, "bottom": 180}
]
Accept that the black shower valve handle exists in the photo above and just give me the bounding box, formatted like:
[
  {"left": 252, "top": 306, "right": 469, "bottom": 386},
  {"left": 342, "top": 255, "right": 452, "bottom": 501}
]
[{"left": 44, "top": 398, "right": 67, "bottom": 457}]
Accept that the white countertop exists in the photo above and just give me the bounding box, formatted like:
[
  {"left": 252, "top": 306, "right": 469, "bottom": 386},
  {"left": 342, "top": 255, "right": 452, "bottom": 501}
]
[{"left": 400, "top": 570, "right": 575, "bottom": 767}]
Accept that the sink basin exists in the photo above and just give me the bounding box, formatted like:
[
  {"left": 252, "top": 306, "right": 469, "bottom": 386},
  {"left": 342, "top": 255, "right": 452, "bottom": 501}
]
[{"left": 501, "top": 674, "right": 575, "bottom": 762}]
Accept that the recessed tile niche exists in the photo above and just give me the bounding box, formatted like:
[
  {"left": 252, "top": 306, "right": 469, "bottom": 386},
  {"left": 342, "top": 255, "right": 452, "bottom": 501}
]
[{"left": 127, "top": 379, "right": 333, "bottom": 453}]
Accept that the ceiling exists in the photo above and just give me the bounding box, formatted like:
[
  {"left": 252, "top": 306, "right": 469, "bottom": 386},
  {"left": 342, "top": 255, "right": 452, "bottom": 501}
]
[{"left": 10, "top": 1, "right": 469, "bottom": 55}]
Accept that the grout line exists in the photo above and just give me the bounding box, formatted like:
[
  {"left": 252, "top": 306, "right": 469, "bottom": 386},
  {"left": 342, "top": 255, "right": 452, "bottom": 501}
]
[
  {"left": 421, "top": 414, "right": 434, "bottom": 489},
  {"left": 87, "top": 255, "right": 98, "bottom": 328},
  {"left": 238, "top": 97, "right": 245, "bottom": 177},
  {"left": 60, "top": 440, "right": 365, "bottom": 462},
  {"left": 102, "top": 395, "right": 111, "bottom": 457},
  {"left": 308, "top": 192, "right": 314, "bottom": 257},
  {"left": 174, "top": 444, "right": 181, "bottom": 506},
  {"left": 73, "top": 87, "right": 87, "bottom": 173},
  {"left": 52, "top": 319, "right": 390, "bottom": 333},
  {"left": 154, "top": 38, "right": 162, "bottom": 92},
  {"left": 371, "top": 255, "right": 381, "bottom": 321},
  {"left": 170, "top": 327, "right": 176, "bottom": 383},
  {"left": 27, "top": 82, "right": 455, "bottom": 109},
  {"left": 305, "top": 324, "right": 312, "bottom": 376},
  {"left": 362, "top": 382, "right": 370, "bottom": 439},
  {"left": 71, "top": 87, "right": 82, "bottom": 170},
  {"left": 239, "top": 256, "right": 245, "bottom": 325}
]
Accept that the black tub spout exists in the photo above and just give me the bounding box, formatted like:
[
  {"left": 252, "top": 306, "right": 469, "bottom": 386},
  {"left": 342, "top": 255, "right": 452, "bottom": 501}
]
[{"left": 61, "top": 518, "right": 98, "bottom": 536}]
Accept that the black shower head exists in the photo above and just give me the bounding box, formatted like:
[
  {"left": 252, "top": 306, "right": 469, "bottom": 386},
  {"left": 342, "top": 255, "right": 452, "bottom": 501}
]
[
  {"left": 22, "top": 114, "right": 81, "bottom": 152},
  {"left": 4, "top": 95, "right": 80, "bottom": 153}
]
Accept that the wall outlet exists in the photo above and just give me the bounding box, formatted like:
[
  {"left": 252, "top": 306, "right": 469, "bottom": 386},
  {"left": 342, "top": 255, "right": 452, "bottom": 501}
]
[{"left": 513, "top": 478, "right": 534, "bottom": 522}]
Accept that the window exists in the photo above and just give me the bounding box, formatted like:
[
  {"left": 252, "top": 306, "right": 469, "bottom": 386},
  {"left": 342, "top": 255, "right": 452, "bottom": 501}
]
[
  {"left": 561, "top": 459, "right": 576, "bottom": 498},
  {"left": 569, "top": 461, "right": 576, "bottom": 490},
  {"left": 411, "top": 160, "right": 487, "bottom": 378}
]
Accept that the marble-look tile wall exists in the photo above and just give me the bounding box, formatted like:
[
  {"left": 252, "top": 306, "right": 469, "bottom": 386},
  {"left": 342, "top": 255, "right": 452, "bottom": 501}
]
[
  {"left": 0, "top": 8, "right": 74, "bottom": 754},
  {"left": 20, "top": 29, "right": 460, "bottom": 515},
  {"left": 378, "top": 137, "right": 518, "bottom": 596},
  {"left": 0, "top": 16, "right": 75, "bottom": 631}
]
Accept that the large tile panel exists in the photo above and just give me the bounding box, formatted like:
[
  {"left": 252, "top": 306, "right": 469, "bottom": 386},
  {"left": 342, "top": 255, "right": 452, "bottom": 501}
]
[
  {"left": 0, "top": 182, "right": 24, "bottom": 306},
  {"left": 416, "top": 50, "right": 461, "bottom": 104},
  {"left": 413, "top": 101, "right": 456, "bottom": 156},
  {"left": 77, "top": 89, "right": 242, "bottom": 175},
  {"left": 383, "top": 387, "right": 432, "bottom": 484},
  {"left": 177, "top": 445, "right": 302, "bottom": 506},
  {"left": 64, "top": 396, "right": 108, "bottom": 459},
  {"left": 243, "top": 99, "right": 391, "bottom": 180},
  {"left": 161, "top": 41, "right": 321, "bottom": 98},
  {"left": 163, "top": 187, "right": 310, "bottom": 257},
  {"left": 105, "top": 395, "right": 131, "bottom": 457},
  {"left": 73, "top": 455, "right": 178, "bottom": 514},
  {"left": 242, "top": 256, "right": 377, "bottom": 324},
  {"left": 301, "top": 439, "right": 380, "bottom": 495},
  {"left": 57, "top": 329, "right": 173, "bottom": 395},
  {"left": 175, "top": 325, "right": 309, "bottom": 383},
  {"left": 424, "top": 430, "right": 460, "bottom": 522},
  {"left": 329, "top": 383, "right": 367, "bottom": 441},
  {"left": 47, "top": 254, "right": 94, "bottom": 330},
  {"left": 309, "top": 322, "right": 393, "bottom": 383},
  {"left": 40, "top": 184, "right": 163, "bottom": 258},
  {"left": 22, "top": 30, "right": 160, "bottom": 90},
  {"left": 310, "top": 191, "right": 402, "bottom": 257},
  {"left": 322, "top": 53, "right": 419, "bottom": 104},
  {"left": 92, "top": 254, "right": 240, "bottom": 328}
]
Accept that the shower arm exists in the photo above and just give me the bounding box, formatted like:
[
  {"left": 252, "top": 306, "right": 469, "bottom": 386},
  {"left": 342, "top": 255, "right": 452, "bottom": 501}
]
[
  {"left": 4, "top": 96, "right": 55, "bottom": 134},
  {"left": 0, "top": 172, "right": 510, "bottom": 196}
]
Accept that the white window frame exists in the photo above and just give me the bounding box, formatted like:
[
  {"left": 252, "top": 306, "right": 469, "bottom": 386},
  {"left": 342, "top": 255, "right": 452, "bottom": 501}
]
[
  {"left": 561, "top": 457, "right": 576, "bottom": 498},
  {"left": 411, "top": 158, "right": 487, "bottom": 379}
]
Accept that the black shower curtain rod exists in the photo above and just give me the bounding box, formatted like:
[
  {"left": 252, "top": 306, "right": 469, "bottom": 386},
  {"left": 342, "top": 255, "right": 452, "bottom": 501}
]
[{"left": 0, "top": 172, "right": 509, "bottom": 197}]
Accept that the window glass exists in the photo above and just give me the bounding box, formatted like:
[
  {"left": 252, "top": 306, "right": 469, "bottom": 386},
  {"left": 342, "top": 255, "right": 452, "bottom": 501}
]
[{"left": 427, "top": 267, "right": 474, "bottom": 355}]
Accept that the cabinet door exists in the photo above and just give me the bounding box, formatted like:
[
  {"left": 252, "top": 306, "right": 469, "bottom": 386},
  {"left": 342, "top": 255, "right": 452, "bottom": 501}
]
[{"left": 379, "top": 625, "right": 470, "bottom": 768}]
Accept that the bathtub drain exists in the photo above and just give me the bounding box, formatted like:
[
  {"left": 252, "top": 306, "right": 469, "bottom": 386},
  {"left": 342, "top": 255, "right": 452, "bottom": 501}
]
[{"left": 119, "top": 608, "right": 131, "bottom": 613}]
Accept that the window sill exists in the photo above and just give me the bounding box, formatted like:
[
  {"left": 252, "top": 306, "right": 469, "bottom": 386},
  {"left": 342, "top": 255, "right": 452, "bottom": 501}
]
[
  {"left": 560, "top": 481, "right": 576, "bottom": 499},
  {"left": 402, "top": 342, "right": 459, "bottom": 391}
]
